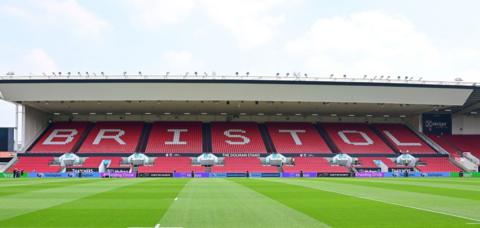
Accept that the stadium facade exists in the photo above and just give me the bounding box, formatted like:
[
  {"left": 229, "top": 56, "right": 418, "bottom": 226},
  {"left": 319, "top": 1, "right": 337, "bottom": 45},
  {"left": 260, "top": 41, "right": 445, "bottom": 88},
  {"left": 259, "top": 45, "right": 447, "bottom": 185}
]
[{"left": 0, "top": 73, "right": 479, "bottom": 177}]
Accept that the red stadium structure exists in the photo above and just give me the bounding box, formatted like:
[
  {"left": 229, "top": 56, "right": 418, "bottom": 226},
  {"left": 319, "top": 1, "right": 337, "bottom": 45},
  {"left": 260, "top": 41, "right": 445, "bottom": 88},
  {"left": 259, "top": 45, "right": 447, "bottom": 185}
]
[{"left": 0, "top": 73, "right": 479, "bottom": 176}]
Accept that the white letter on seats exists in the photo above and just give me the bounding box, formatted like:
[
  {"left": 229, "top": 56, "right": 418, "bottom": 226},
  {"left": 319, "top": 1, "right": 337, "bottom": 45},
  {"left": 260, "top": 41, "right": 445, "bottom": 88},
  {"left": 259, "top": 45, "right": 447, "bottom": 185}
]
[
  {"left": 383, "top": 130, "right": 421, "bottom": 146},
  {"left": 93, "top": 129, "right": 126, "bottom": 145},
  {"left": 224, "top": 129, "right": 250, "bottom": 145},
  {"left": 338, "top": 130, "right": 373, "bottom": 146},
  {"left": 43, "top": 129, "right": 78, "bottom": 145},
  {"left": 165, "top": 129, "right": 187, "bottom": 145},
  {"left": 279, "top": 129, "right": 306, "bottom": 145}
]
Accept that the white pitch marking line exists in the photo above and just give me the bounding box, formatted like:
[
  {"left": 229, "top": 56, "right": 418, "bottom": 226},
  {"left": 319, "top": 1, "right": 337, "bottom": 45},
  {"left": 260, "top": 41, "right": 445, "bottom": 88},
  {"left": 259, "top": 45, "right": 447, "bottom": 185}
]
[
  {"left": 128, "top": 225, "right": 183, "bottom": 228},
  {"left": 269, "top": 179, "right": 480, "bottom": 223}
]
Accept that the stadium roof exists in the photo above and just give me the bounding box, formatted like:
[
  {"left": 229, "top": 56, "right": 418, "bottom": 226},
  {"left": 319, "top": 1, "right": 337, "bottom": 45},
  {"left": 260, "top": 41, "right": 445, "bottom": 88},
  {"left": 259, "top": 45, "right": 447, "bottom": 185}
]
[{"left": 0, "top": 74, "right": 477, "bottom": 116}]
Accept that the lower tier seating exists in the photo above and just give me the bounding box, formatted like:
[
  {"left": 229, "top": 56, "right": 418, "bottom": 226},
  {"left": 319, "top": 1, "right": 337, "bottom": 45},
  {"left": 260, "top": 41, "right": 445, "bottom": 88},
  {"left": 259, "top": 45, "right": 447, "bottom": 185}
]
[
  {"left": 211, "top": 157, "right": 278, "bottom": 173},
  {"left": 8, "top": 157, "right": 62, "bottom": 173},
  {"left": 137, "top": 157, "right": 204, "bottom": 173},
  {"left": 283, "top": 157, "right": 349, "bottom": 173},
  {"left": 415, "top": 157, "right": 461, "bottom": 172}
]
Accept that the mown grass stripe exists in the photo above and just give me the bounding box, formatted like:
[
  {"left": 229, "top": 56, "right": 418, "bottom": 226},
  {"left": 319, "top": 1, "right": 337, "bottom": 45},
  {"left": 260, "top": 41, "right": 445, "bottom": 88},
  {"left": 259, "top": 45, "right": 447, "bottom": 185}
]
[
  {"left": 378, "top": 178, "right": 480, "bottom": 186},
  {"left": 317, "top": 178, "right": 480, "bottom": 201},
  {"left": 239, "top": 178, "right": 473, "bottom": 227},
  {"left": 0, "top": 178, "right": 189, "bottom": 228},
  {"left": 159, "top": 178, "right": 328, "bottom": 228},
  {"left": 343, "top": 178, "right": 480, "bottom": 192},
  {"left": 0, "top": 178, "right": 135, "bottom": 222},
  {"left": 267, "top": 178, "right": 480, "bottom": 223},
  {"left": 0, "top": 178, "right": 100, "bottom": 197}
]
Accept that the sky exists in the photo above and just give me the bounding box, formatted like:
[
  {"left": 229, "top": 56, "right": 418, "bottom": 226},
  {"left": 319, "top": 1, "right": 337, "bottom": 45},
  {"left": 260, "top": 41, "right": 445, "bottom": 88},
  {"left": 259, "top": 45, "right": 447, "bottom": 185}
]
[{"left": 1, "top": 0, "right": 480, "bottom": 127}]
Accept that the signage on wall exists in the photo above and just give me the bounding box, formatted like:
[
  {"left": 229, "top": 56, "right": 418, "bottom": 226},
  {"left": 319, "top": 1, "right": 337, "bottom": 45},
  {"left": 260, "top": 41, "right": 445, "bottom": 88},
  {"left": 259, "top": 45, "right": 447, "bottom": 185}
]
[{"left": 422, "top": 114, "right": 452, "bottom": 135}]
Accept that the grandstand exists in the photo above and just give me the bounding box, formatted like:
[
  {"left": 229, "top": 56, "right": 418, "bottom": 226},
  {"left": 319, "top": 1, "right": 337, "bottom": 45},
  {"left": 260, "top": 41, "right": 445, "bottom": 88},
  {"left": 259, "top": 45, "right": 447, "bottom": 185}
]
[{"left": 0, "top": 74, "right": 479, "bottom": 175}]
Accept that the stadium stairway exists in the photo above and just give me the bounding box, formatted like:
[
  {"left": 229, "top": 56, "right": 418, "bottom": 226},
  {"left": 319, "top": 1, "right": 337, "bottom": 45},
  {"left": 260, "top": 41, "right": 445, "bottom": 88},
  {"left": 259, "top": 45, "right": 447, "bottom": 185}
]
[
  {"left": 136, "top": 123, "right": 152, "bottom": 153},
  {"left": 258, "top": 123, "right": 276, "bottom": 153},
  {"left": 314, "top": 124, "right": 340, "bottom": 153},
  {"left": 368, "top": 125, "right": 400, "bottom": 154},
  {"left": 202, "top": 123, "right": 212, "bottom": 153},
  {"left": 404, "top": 124, "right": 447, "bottom": 155},
  {"left": 71, "top": 122, "right": 95, "bottom": 153}
]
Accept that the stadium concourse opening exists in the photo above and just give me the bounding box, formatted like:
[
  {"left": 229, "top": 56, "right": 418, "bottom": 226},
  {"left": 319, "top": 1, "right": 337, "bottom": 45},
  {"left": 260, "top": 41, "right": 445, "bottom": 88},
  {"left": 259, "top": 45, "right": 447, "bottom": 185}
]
[{"left": 0, "top": 76, "right": 479, "bottom": 177}]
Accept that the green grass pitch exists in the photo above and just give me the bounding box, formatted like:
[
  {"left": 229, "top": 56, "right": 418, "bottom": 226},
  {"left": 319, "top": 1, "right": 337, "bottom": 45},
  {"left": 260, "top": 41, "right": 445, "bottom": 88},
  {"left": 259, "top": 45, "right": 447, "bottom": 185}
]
[{"left": 0, "top": 177, "right": 479, "bottom": 227}]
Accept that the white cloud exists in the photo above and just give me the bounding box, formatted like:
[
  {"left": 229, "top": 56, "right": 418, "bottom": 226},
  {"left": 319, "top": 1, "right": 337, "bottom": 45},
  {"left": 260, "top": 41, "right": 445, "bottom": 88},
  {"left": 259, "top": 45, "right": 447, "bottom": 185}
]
[
  {"left": 124, "top": 0, "right": 294, "bottom": 49},
  {"left": 201, "top": 0, "right": 288, "bottom": 49},
  {"left": 22, "top": 48, "right": 58, "bottom": 73},
  {"left": 286, "top": 11, "right": 445, "bottom": 78},
  {"left": 126, "top": 0, "right": 196, "bottom": 30},
  {"left": 2, "top": 0, "right": 109, "bottom": 39},
  {"left": 37, "top": 0, "right": 109, "bottom": 38}
]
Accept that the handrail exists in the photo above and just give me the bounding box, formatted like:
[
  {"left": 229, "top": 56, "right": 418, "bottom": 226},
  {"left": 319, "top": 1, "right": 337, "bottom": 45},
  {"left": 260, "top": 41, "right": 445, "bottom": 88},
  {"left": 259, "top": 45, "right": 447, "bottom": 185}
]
[{"left": 0, "top": 74, "right": 477, "bottom": 87}]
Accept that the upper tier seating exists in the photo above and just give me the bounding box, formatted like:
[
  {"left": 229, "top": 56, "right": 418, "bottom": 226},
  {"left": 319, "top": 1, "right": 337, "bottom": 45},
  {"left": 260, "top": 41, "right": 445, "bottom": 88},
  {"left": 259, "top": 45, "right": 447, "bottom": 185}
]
[
  {"left": 29, "top": 122, "right": 89, "bottom": 153},
  {"left": 145, "top": 122, "right": 203, "bottom": 154},
  {"left": 8, "top": 157, "right": 62, "bottom": 172},
  {"left": 426, "top": 134, "right": 463, "bottom": 156},
  {"left": 211, "top": 157, "right": 277, "bottom": 173},
  {"left": 266, "top": 122, "right": 331, "bottom": 154},
  {"left": 321, "top": 123, "right": 394, "bottom": 154},
  {"left": 283, "top": 157, "right": 349, "bottom": 173},
  {"left": 78, "top": 122, "right": 144, "bottom": 153},
  {"left": 415, "top": 157, "right": 461, "bottom": 172},
  {"left": 429, "top": 135, "right": 480, "bottom": 158},
  {"left": 137, "top": 157, "right": 204, "bottom": 173},
  {"left": 373, "top": 124, "right": 436, "bottom": 154},
  {"left": 210, "top": 122, "right": 267, "bottom": 154}
]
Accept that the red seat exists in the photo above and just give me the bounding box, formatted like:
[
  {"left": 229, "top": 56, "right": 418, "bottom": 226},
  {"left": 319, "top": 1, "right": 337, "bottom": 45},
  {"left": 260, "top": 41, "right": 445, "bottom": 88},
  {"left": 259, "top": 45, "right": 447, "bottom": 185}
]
[
  {"left": 8, "top": 157, "right": 62, "bottom": 172},
  {"left": 211, "top": 157, "right": 277, "bottom": 173},
  {"left": 78, "top": 122, "right": 144, "bottom": 153},
  {"left": 321, "top": 123, "right": 394, "bottom": 154},
  {"left": 210, "top": 122, "right": 267, "bottom": 154},
  {"left": 71, "top": 157, "right": 126, "bottom": 169},
  {"left": 145, "top": 122, "right": 203, "bottom": 154},
  {"left": 442, "top": 135, "right": 480, "bottom": 158},
  {"left": 373, "top": 124, "right": 436, "bottom": 154},
  {"left": 137, "top": 157, "right": 203, "bottom": 173},
  {"left": 283, "top": 157, "right": 349, "bottom": 173},
  {"left": 266, "top": 122, "right": 331, "bottom": 154},
  {"left": 29, "top": 122, "right": 89, "bottom": 153},
  {"left": 416, "top": 157, "right": 461, "bottom": 172}
]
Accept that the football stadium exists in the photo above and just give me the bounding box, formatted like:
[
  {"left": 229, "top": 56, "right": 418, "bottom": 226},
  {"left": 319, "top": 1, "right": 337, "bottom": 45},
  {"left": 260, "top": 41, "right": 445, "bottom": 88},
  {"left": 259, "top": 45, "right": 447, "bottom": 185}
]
[
  {"left": 0, "top": 74, "right": 479, "bottom": 227},
  {"left": 1, "top": 1, "right": 480, "bottom": 227}
]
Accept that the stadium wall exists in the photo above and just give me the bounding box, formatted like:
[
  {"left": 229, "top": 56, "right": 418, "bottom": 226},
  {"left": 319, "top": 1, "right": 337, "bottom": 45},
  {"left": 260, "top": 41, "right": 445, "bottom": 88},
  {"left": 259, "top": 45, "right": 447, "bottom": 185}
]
[
  {"left": 23, "top": 106, "right": 49, "bottom": 151},
  {"left": 452, "top": 115, "right": 480, "bottom": 134}
]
